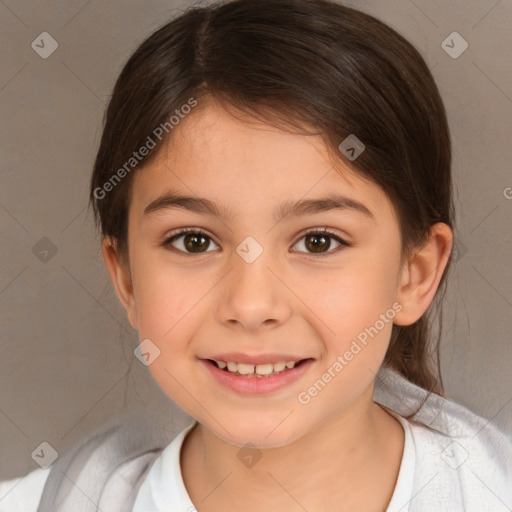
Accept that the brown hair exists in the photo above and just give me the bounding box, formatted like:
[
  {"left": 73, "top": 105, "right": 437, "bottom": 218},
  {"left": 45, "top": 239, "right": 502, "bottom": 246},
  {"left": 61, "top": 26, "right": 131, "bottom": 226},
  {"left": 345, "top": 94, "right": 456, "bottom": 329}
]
[{"left": 89, "top": 0, "right": 454, "bottom": 395}]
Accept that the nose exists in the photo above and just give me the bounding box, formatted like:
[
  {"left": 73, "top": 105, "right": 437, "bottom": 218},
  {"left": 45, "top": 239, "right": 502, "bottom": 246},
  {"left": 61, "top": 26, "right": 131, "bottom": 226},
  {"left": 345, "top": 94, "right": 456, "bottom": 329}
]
[{"left": 215, "top": 246, "right": 292, "bottom": 332}]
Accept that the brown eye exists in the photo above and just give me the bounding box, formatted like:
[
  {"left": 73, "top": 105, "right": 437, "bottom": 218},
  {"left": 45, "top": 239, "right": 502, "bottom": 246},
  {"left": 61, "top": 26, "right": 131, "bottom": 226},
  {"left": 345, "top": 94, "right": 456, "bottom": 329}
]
[
  {"left": 292, "top": 229, "right": 347, "bottom": 256},
  {"left": 162, "top": 228, "right": 347, "bottom": 257},
  {"left": 183, "top": 233, "right": 210, "bottom": 252},
  {"left": 305, "top": 234, "right": 331, "bottom": 253},
  {"left": 163, "top": 229, "right": 219, "bottom": 254}
]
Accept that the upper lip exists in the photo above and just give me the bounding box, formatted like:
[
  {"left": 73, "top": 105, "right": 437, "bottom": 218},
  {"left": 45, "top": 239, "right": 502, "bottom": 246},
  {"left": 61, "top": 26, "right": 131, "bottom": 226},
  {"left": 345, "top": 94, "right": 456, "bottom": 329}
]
[{"left": 202, "top": 353, "right": 312, "bottom": 365}]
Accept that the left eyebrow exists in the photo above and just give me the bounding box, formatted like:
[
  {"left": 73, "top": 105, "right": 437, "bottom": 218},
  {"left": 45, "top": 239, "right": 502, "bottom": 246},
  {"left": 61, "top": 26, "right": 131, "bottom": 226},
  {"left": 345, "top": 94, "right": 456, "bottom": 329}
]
[{"left": 143, "top": 190, "right": 374, "bottom": 222}]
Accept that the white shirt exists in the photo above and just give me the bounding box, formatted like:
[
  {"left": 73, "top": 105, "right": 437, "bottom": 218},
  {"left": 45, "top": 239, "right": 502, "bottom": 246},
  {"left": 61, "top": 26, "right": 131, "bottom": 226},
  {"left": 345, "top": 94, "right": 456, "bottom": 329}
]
[
  {"left": 132, "top": 409, "right": 512, "bottom": 512},
  {"left": 2, "top": 373, "right": 512, "bottom": 511},
  {"left": 131, "top": 414, "right": 417, "bottom": 512}
]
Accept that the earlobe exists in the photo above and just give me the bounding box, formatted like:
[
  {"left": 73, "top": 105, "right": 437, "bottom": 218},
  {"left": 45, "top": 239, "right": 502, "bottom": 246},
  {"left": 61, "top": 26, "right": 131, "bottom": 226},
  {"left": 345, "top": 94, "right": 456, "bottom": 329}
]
[
  {"left": 393, "top": 223, "right": 453, "bottom": 326},
  {"left": 101, "top": 237, "right": 139, "bottom": 330}
]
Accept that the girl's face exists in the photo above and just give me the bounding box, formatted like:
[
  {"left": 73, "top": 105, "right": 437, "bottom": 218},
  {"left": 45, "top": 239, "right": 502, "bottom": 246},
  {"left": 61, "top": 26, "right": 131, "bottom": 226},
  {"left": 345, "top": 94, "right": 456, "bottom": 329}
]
[{"left": 116, "top": 100, "right": 407, "bottom": 448}]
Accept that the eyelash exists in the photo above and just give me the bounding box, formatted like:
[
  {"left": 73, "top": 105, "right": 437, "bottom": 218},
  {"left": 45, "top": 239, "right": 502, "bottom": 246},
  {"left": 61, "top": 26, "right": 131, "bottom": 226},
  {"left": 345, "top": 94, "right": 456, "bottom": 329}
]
[{"left": 161, "top": 227, "right": 349, "bottom": 258}]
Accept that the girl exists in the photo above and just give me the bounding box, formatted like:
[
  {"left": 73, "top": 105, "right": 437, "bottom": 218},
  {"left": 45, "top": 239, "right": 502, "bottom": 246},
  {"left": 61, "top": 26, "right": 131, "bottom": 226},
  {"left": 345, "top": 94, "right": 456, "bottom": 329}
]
[{"left": 2, "top": 0, "right": 511, "bottom": 510}]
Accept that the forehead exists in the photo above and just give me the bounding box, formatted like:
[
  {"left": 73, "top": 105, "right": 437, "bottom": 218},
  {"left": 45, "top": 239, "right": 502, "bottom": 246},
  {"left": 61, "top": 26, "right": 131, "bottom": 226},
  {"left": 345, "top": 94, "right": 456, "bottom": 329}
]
[{"left": 130, "top": 100, "right": 397, "bottom": 224}]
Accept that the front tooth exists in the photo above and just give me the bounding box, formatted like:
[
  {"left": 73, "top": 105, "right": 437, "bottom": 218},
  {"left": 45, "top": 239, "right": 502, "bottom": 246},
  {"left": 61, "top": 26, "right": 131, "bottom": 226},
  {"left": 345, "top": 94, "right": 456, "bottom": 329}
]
[
  {"left": 215, "top": 360, "right": 227, "bottom": 369},
  {"left": 227, "top": 361, "right": 238, "bottom": 372},
  {"left": 285, "top": 361, "right": 297, "bottom": 369},
  {"left": 273, "top": 362, "right": 286, "bottom": 372},
  {"left": 237, "top": 363, "right": 255, "bottom": 375},
  {"left": 255, "top": 363, "right": 274, "bottom": 375}
]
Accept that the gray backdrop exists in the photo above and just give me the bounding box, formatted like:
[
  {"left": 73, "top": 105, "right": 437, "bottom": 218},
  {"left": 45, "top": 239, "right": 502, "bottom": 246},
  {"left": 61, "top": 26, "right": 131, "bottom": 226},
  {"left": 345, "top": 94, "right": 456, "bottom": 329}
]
[{"left": 1, "top": 0, "right": 511, "bottom": 480}]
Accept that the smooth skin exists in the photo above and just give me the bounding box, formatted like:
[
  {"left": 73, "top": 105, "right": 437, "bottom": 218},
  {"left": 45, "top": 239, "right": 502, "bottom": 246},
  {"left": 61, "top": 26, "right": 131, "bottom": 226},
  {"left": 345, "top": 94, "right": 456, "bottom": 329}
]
[{"left": 103, "top": 98, "right": 453, "bottom": 511}]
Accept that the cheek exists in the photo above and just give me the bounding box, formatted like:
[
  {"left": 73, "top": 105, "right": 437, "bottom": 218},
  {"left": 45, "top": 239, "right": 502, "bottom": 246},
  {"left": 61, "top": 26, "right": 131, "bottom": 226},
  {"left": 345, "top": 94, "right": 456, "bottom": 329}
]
[
  {"left": 130, "top": 258, "right": 210, "bottom": 409},
  {"left": 131, "top": 248, "right": 206, "bottom": 334},
  {"left": 295, "top": 269, "right": 397, "bottom": 413},
  {"left": 310, "top": 259, "right": 398, "bottom": 334},
  {"left": 299, "top": 254, "right": 400, "bottom": 389},
  {"left": 130, "top": 264, "right": 210, "bottom": 381}
]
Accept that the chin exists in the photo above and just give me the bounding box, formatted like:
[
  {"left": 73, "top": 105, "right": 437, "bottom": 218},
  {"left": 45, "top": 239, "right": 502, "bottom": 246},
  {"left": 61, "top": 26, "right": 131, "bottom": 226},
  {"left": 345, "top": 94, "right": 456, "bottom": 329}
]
[{"left": 208, "top": 413, "right": 307, "bottom": 450}]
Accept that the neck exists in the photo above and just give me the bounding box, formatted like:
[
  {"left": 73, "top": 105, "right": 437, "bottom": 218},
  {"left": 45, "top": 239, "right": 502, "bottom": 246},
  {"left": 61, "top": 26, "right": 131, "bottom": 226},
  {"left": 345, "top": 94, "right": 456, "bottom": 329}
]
[{"left": 180, "top": 384, "right": 404, "bottom": 512}]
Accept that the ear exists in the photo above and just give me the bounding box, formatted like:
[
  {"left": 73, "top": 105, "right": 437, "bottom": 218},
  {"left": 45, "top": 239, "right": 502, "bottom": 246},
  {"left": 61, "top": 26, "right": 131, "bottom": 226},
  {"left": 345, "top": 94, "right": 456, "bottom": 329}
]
[
  {"left": 101, "top": 237, "right": 139, "bottom": 330},
  {"left": 393, "top": 222, "right": 453, "bottom": 326}
]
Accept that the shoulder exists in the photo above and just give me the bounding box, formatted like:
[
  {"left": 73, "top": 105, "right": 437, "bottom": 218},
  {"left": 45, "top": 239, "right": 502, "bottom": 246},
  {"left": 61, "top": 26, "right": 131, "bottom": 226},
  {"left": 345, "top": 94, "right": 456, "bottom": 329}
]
[
  {"left": 406, "top": 405, "right": 512, "bottom": 475},
  {"left": 36, "top": 411, "right": 183, "bottom": 512},
  {"left": 376, "top": 367, "right": 512, "bottom": 511},
  {"left": 403, "top": 411, "right": 512, "bottom": 511},
  {"left": 0, "top": 467, "right": 51, "bottom": 512}
]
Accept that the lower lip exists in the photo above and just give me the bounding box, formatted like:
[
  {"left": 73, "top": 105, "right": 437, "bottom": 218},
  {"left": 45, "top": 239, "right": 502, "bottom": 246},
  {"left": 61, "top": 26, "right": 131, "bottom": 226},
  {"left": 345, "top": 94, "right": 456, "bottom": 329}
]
[{"left": 201, "top": 359, "right": 315, "bottom": 395}]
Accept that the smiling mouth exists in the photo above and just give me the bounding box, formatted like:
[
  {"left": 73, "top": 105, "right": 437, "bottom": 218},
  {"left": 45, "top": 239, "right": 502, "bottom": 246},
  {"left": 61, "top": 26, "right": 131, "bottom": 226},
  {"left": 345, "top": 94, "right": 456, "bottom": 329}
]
[{"left": 206, "top": 358, "right": 312, "bottom": 378}]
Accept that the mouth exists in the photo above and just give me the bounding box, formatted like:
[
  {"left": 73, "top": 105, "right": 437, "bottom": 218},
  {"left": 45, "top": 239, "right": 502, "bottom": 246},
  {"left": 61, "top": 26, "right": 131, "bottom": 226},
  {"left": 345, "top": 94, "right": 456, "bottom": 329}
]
[
  {"left": 206, "top": 358, "right": 311, "bottom": 378},
  {"left": 201, "top": 356, "right": 315, "bottom": 395}
]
